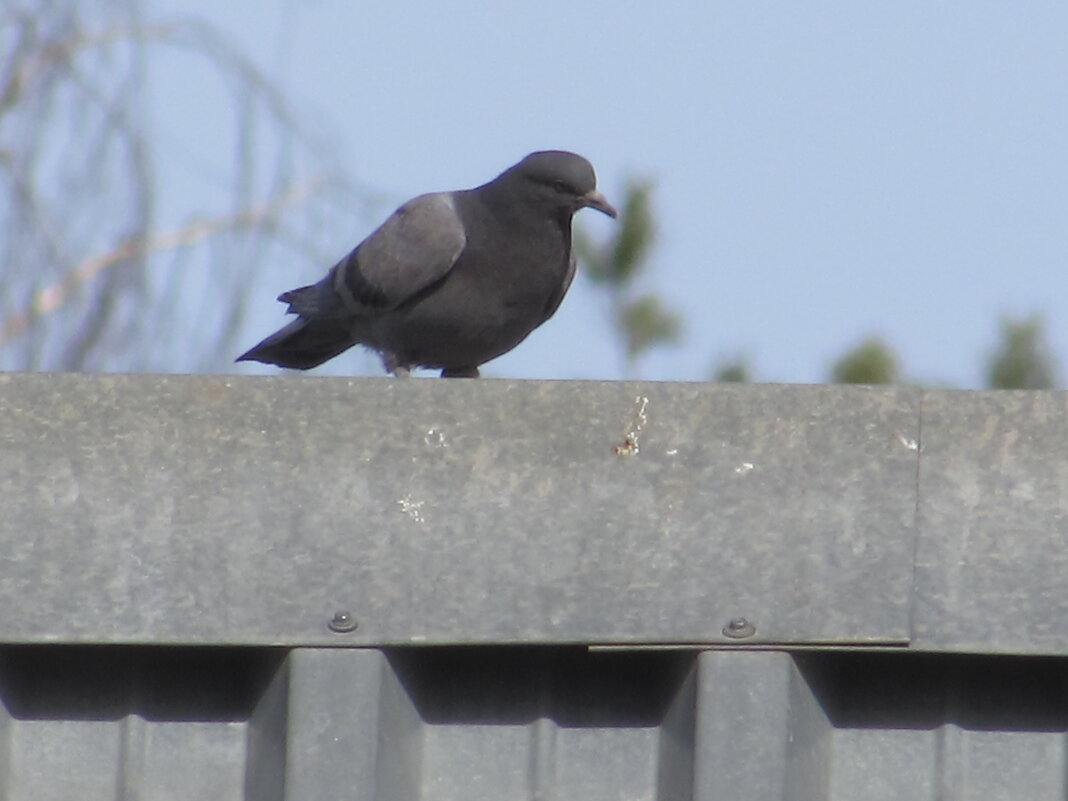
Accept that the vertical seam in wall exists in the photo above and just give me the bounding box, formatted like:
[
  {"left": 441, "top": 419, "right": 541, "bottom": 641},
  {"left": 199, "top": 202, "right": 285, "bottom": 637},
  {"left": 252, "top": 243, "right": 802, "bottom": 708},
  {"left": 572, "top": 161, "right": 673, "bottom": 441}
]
[
  {"left": 0, "top": 690, "right": 11, "bottom": 801},
  {"left": 907, "top": 388, "right": 925, "bottom": 644}
]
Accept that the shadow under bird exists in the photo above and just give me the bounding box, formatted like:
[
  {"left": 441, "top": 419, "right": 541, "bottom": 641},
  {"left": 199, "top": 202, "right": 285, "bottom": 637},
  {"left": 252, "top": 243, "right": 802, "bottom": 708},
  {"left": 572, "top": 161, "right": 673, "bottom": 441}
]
[{"left": 237, "top": 150, "right": 617, "bottom": 378}]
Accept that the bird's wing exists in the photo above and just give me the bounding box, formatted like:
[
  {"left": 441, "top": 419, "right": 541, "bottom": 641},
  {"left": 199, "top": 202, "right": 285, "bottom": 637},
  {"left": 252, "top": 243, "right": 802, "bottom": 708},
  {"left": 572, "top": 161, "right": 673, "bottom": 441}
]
[
  {"left": 541, "top": 249, "right": 578, "bottom": 323},
  {"left": 331, "top": 191, "right": 467, "bottom": 313}
]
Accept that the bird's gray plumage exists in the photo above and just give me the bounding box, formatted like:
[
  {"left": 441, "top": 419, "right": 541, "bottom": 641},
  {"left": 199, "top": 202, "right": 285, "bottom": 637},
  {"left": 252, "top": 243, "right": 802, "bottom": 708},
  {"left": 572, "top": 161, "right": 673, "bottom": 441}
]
[{"left": 237, "top": 150, "right": 616, "bottom": 377}]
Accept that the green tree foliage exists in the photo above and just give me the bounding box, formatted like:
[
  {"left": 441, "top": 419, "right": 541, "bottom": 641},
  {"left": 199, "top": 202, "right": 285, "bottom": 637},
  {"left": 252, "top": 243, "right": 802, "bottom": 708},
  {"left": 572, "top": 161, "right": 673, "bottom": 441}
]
[
  {"left": 584, "top": 179, "right": 655, "bottom": 287},
  {"left": 576, "top": 179, "right": 681, "bottom": 375},
  {"left": 830, "top": 337, "right": 900, "bottom": 385},
  {"left": 712, "top": 357, "right": 751, "bottom": 383},
  {"left": 577, "top": 174, "right": 1065, "bottom": 387},
  {"left": 986, "top": 314, "right": 1058, "bottom": 389},
  {"left": 617, "top": 295, "right": 680, "bottom": 363}
]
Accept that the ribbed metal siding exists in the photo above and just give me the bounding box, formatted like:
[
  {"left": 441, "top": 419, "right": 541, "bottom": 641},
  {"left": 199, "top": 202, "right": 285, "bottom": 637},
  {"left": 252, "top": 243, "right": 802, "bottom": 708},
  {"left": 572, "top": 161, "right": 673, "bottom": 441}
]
[
  {"left": 3, "top": 375, "right": 1068, "bottom": 799},
  {"left": 3, "top": 647, "right": 1067, "bottom": 800}
]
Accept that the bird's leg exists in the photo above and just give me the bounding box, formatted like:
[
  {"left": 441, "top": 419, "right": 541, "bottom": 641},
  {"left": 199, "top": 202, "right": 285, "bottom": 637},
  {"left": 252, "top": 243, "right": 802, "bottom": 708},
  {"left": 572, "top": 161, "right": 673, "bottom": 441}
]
[
  {"left": 382, "top": 352, "right": 412, "bottom": 377},
  {"left": 440, "top": 366, "right": 480, "bottom": 378}
]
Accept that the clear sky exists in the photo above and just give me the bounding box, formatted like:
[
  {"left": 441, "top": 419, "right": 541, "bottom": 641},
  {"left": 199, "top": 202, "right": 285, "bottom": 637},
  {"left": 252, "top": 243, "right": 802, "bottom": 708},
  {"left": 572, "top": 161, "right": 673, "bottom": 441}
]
[{"left": 151, "top": 0, "right": 1068, "bottom": 385}]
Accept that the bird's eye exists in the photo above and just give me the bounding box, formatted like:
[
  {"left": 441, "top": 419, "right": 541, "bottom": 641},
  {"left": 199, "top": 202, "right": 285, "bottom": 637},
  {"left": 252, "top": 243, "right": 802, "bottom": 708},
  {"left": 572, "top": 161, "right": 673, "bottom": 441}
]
[{"left": 551, "top": 179, "right": 569, "bottom": 193}]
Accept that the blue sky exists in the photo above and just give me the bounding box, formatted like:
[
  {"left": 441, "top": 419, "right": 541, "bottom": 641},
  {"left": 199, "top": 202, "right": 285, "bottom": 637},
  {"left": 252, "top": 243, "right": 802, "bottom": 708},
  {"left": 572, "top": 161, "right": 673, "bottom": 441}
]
[{"left": 151, "top": 1, "right": 1068, "bottom": 384}]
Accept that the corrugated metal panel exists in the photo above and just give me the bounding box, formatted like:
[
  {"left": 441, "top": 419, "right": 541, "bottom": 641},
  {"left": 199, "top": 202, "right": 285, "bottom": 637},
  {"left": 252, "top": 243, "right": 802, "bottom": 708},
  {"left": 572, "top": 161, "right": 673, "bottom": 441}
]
[
  {"left": 0, "top": 646, "right": 281, "bottom": 801},
  {"left": 3, "top": 646, "right": 1067, "bottom": 800},
  {"left": 0, "top": 373, "right": 918, "bottom": 646},
  {"left": 7, "top": 374, "right": 1068, "bottom": 798}
]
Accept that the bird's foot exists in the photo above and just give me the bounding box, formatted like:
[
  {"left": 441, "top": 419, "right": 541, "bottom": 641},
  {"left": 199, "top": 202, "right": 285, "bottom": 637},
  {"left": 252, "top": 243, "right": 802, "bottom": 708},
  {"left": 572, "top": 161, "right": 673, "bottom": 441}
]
[{"left": 382, "top": 352, "right": 412, "bottom": 377}]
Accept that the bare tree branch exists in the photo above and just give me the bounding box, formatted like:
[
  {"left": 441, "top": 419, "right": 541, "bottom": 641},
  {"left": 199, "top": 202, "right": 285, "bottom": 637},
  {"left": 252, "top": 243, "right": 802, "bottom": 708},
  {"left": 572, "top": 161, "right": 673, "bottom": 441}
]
[
  {"left": 0, "top": 0, "right": 367, "bottom": 372},
  {"left": 0, "top": 179, "right": 323, "bottom": 348}
]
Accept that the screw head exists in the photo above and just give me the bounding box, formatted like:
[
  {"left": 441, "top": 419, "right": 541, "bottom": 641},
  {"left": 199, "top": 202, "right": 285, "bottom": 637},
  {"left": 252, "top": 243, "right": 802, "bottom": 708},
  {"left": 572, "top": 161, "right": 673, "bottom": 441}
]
[
  {"left": 722, "top": 617, "right": 756, "bottom": 639},
  {"left": 328, "top": 611, "right": 358, "bottom": 633}
]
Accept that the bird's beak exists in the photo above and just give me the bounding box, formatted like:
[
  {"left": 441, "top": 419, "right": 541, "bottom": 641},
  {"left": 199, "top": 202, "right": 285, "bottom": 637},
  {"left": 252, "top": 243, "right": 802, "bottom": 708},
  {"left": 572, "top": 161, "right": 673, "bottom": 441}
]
[{"left": 580, "top": 190, "right": 618, "bottom": 218}]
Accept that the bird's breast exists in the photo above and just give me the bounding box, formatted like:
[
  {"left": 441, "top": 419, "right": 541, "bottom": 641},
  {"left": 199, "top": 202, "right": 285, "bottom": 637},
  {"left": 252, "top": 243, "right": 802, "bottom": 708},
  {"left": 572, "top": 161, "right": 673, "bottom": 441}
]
[{"left": 370, "top": 237, "right": 571, "bottom": 369}]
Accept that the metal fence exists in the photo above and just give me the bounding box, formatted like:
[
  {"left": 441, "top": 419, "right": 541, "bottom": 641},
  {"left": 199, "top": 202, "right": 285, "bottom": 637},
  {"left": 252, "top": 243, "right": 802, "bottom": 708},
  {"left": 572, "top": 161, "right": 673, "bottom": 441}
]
[{"left": 1, "top": 374, "right": 1065, "bottom": 799}]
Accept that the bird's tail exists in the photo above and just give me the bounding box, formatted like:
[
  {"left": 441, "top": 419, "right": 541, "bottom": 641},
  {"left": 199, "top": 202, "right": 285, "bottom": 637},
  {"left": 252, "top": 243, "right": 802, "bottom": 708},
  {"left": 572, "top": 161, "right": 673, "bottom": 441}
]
[{"left": 236, "top": 317, "right": 357, "bottom": 370}]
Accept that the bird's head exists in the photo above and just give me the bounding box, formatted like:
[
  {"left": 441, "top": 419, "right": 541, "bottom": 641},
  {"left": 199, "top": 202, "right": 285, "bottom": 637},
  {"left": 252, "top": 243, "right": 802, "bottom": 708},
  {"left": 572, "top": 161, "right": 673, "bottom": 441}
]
[{"left": 500, "top": 151, "right": 618, "bottom": 220}]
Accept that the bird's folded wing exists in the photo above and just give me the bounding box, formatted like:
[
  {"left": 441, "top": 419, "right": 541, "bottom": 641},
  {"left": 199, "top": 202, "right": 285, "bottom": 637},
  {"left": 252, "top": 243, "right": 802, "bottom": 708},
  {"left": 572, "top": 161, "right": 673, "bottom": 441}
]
[
  {"left": 332, "top": 192, "right": 468, "bottom": 313},
  {"left": 542, "top": 250, "right": 577, "bottom": 323}
]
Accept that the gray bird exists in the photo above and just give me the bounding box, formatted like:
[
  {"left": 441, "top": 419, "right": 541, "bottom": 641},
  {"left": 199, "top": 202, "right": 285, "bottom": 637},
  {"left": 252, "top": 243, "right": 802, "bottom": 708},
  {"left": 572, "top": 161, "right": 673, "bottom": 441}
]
[{"left": 236, "top": 151, "right": 616, "bottom": 377}]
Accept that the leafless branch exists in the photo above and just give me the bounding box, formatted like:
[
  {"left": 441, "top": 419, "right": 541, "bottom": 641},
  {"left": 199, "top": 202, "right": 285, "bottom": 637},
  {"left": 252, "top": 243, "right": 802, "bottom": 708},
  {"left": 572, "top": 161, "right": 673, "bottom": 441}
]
[
  {"left": 0, "top": 0, "right": 365, "bottom": 372},
  {"left": 0, "top": 179, "right": 323, "bottom": 348}
]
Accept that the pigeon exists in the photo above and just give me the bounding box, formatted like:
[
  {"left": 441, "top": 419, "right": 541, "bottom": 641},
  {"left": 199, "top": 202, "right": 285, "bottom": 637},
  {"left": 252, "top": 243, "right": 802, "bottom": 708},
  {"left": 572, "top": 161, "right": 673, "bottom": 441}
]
[{"left": 236, "top": 151, "right": 617, "bottom": 377}]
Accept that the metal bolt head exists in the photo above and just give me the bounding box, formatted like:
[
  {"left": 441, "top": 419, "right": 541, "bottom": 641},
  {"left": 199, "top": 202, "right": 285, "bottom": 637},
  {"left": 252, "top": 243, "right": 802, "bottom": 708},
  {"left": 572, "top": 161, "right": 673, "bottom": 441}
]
[
  {"left": 722, "top": 617, "right": 756, "bottom": 639},
  {"left": 328, "top": 611, "right": 358, "bottom": 633}
]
